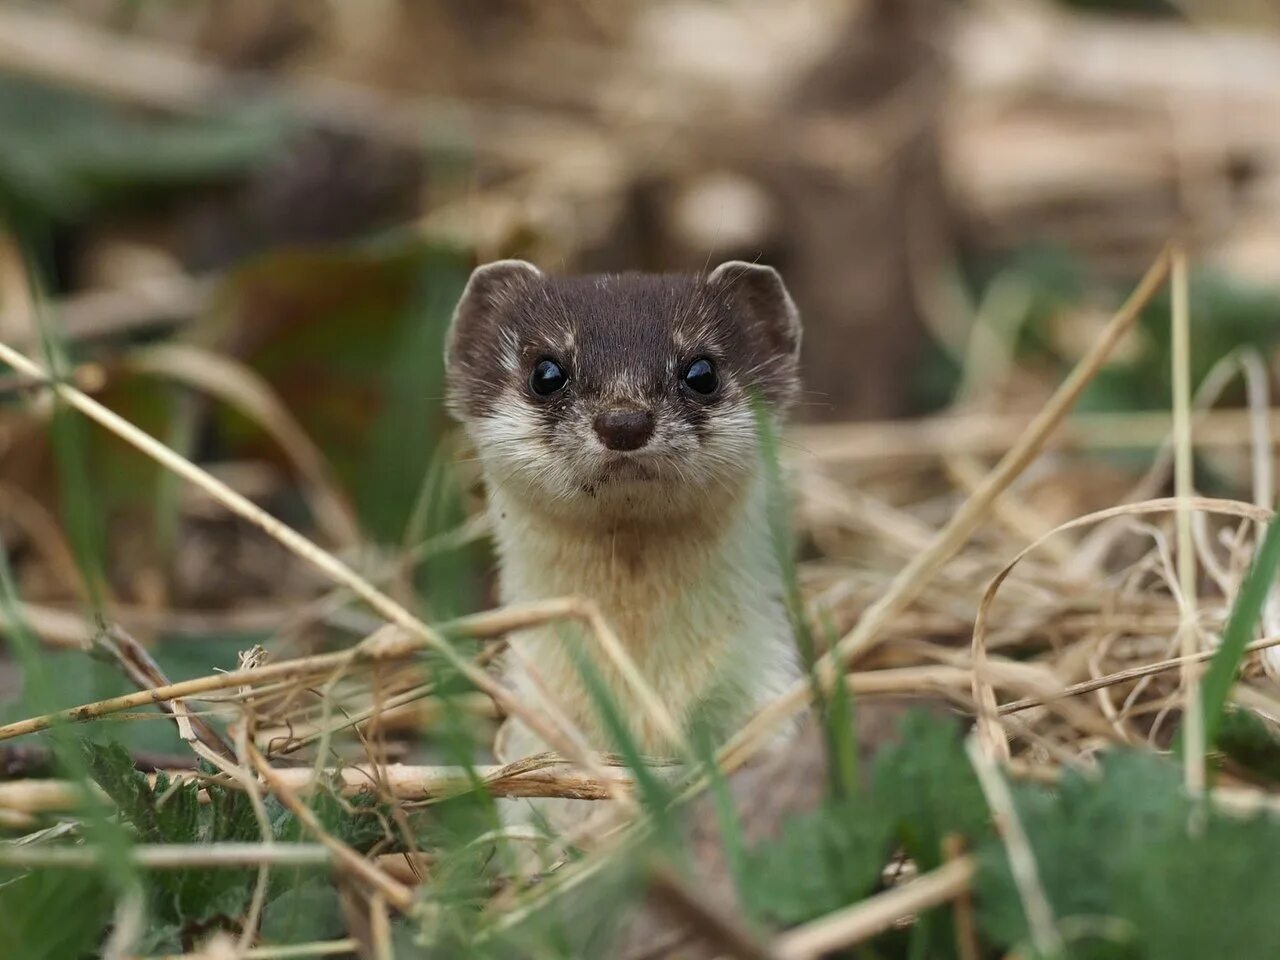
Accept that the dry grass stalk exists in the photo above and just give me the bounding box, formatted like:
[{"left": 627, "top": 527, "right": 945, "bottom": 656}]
[
  {"left": 0, "top": 843, "right": 332, "bottom": 869},
  {"left": 95, "top": 624, "right": 236, "bottom": 763},
  {"left": 944, "top": 835, "right": 981, "bottom": 960},
  {"left": 965, "top": 736, "right": 1062, "bottom": 957},
  {"left": 971, "top": 496, "right": 1272, "bottom": 755},
  {"left": 795, "top": 408, "right": 1280, "bottom": 465},
  {"left": 260, "top": 761, "right": 627, "bottom": 802},
  {"left": 724, "top": 246, "right": 1173, "bottom": 774},
  {"left": 0, "top": 340, "right": 627, "bottom": 801},
  {"left": 999, "top": 634, "right": 1280, "bottom": 715},
  {"left": 246, "top": 741, "right": 415, "bottom": 913},
  {"left": 772, "top": 856, "right": 976, "bottom": 960},
  {"left": 0, "top": 778, "right": 100, "bottom": 812},
  {"left": 1170, "top": 248, "right": 1205, "bottom": 794}
]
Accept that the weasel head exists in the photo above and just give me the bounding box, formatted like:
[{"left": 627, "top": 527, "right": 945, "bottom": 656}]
[{"left": 445, "top": 260, "right": 801, "bottom": 524}]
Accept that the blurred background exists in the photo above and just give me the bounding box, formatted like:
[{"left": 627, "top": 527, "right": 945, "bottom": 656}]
[{"left": 0, "top": 0, "right": 1278, "bottom": 755}]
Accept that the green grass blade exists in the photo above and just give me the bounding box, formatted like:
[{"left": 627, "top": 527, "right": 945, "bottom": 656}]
[
  {"left": 1201, "top": 512, "right": 1280, "bottom": 752},
  {"left": 751, "top": 394, "right": 858, "bottom": 796},
  {"left": 568, "top": 639, "right": 679, "bottom": 848}
]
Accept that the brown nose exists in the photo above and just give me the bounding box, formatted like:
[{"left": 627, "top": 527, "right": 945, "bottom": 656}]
[{"left": 593, "top": 408, "right": 655, "bottom": 451}]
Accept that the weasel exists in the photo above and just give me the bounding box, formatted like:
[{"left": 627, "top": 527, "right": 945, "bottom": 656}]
[{"left": 445, "top": 261, "right": 803, "bottom": 772}]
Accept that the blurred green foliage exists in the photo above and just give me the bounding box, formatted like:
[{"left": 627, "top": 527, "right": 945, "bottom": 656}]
[
  {"left": 1058, "top": 0, "right": 1178, "bottom": 14},
  {"left": 0, "top": 76, "right": 282, "bottom": 259},
  {"left": 43, "top": 739, "right": 398, "bottom": 949},
  {"left": 940, "top": 246, "right": 1280, "bottom": 417}
]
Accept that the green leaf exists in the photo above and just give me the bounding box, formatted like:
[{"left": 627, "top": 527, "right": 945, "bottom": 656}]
[
  {"left": 80, "top": 741, "right": 168, "bottom": 839},
  {"left": 740, "top": 793, "right": 892, "bottom": 927},
  {"left": 737, "top": 712, "right": 990, "bottom": 934},
  {"left": 0, "top": 868, "right": 113, "bottom": 960},
  {"left": 873, "top": 711, "right": 991, "bottom": 871},
  {"left": 80, "top": 740, "right": 257, "bottom": 926},
  {"left": 260, "top": 876, "right": 346, "bottom": 944},
  {"left": 1111, "top": 813, "right": 1280, "bottom": 960},
  {"left": 0, "top": 76, "right": 282, "bottom": 226},
  {"left": 266, "top": 786, "right": 389, "bottom": 853},
  {"left": 972, "top": 750, "right": 1280, "bottom": 959},
  {"left": 976, "top": 751, "right": 1185, "bottom": 950},
  {"left": 133, "top": 922, "right": 184, "bottom": 956},
  {"left": 1216, "top": 708, "right": 1280, "bottom": 783}
]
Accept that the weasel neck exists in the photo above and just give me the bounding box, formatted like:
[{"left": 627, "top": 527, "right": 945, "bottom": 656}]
[{"left": 486, "top": 474, "right": 799, "bottom": 755}]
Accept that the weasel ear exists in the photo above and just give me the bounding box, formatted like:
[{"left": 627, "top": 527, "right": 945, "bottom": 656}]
[
  {"left": 707, "top": 261, "right": 801, "bottom": 360},
  {"left": 445, "top": 260, "right": 542, "bottom": 367}
]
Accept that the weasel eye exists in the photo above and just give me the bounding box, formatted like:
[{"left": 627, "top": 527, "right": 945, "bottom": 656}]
[
  {"left": 683, "top": 357, "right": 718, "bottom": 396},
  {"left": 530, "top": 358, "right": 569, "bottom": 396}
]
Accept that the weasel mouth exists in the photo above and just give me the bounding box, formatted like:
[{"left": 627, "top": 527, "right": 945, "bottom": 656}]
[{"left": 597, "top": 458, "right": 655, "bottom": 482}]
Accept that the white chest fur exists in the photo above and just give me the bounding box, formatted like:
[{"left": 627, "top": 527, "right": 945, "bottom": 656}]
[{"left": 488, "top": 476, "right": 800, "bottom": 760}]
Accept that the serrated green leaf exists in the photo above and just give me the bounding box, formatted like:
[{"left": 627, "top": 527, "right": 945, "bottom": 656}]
[
  {"left": 1111, "top": 813, "right": 1280, "bottom": 960},
  {"left": 0, "top": 867, "right": 113, "bottom": 960},
  {"left": 973, "top": 750, "right": 1280, "bottom": 959},
  {"left": 80, "top": 740, "right": 164, "bottom": 838},
  {"left": 264, "top": 782, "right": 390, "bottom": 857},
  {"left": 133, "top": 921, "right": 184, "bottom": 956},
  {"left": 976, "top": 751, "right": 1185, "bottom": 947},
  {"left": 873, "top": 711, "right": 991, "bottom": 871},
  {"left": 80, "top": 740, "right": 256, "bottom": 925},
  {"left": 741, "top": 794, "right": 893, "bottom": 927},
  {"left": 260, "top": 876, "right": 346, "bottom": 944}
]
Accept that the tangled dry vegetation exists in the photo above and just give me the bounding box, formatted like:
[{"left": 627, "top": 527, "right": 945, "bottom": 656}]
[
  {"left": 3, "top": 237, "right": 1280, "bottom": 958},
  {"left": 3, "top": 1, "right": 1280, "bottom": 958}
]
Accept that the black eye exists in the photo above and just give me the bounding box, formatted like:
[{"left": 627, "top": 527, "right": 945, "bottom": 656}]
[
  {"left": 530, "top": 358, "right": 569, "bottom": 396},
  {"left": 683, "top": 357, "right": 718, "bottom": 396}
]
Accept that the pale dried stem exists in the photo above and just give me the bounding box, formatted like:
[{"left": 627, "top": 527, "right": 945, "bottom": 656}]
[
  {"left": 965, "top": 736, "right": 1063, "bottom": 957},
  {"left": 1170, "top": 247, "right": 1205, "bottom": 794},
  {"left": 971, "top": 497, "right": 1272, "bottom": 756},
  {"left": 795, "top": 407, "right": 1280, "bottom": 465},
  {"left": 722, "top": 247, "right": 1173, "bottom": 773},
  {"left": 246, "top": 741, "right": 415, "bottom": 913},
  {"left": 773, "top": 856, "right": 975, "bottom": 960},
  {"left": 0, "top": 843, "right": 332, "bottom": 869},
  {"left": 0, "top": 339, "right": 631, "bottom": 799},
  {"left": 1000, "top": 635, "right": 1280, "bottom": 715}
]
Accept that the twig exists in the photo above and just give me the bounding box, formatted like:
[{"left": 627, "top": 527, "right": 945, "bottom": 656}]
[
  {"left": 95, "top": 623, "right": 237, "bottom": 763},
  {"left": 246, "top": 741, "right": 416, "bottom": 913},
  {"left": 0, "top": 843, "right": 332, "bottom": 869},
  {"left": 971, "top": 496, "right": 1272, "bottom": 756},
  {"left": 721, "top": 246, "right": 1173, "bottom": 772},
  {"left": 1170, "top": 247, "right": 1205, "bottom": 795},
  {"left": 999, "top": 635, "right": 1280, "bottom": 715},
  {"left": 251, "top": 761, "right": 628, "bottom": 802},
  {"left": 965, "top": 736, "right": 1062, "bottom": 957},
  {"left": 773, "top": 856, "right": 976, "bottom": 960},
  {"left": 8, "top": 764, "right": 629, "bottom": 817},
  {"left": 0, "top": 344, "right": 621, "bottom": 803}
]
